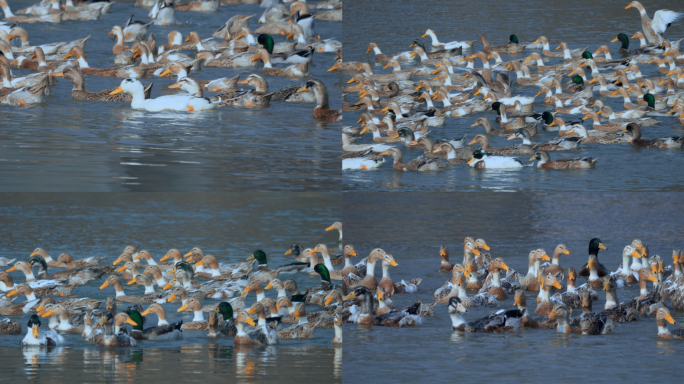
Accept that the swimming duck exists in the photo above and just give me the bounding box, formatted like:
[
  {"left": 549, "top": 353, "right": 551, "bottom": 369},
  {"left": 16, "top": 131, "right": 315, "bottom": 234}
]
[
  {"left": 529, "top": 150, "right": 597, "bottom": 169},
  {"left": 124, "top": 308, "right": 182, "bottom": 341},
  {"left": 549, "top": 303, "right": 612, "bottom": 335},
  {"left": 0, "top": 317, "right": 21, "bottom": 334},
  {"left": 27, "top": 256, "right": 103, "bottom": 285},
  {"left": 654, "top": 305, "right": 684, "bottom": 339},
  {"left": 620, "top": 123, "right": 683, "bottom": 149},
  {"left": 100, "top": 275, "right": 161, "bottom": 303},
  {"left": 381, "top": 148, "right": 445, "bottom": 171},
  {"left": 206, "top": 302, "right": 238, "bottom": 338},
  {"left": 92, "top": 312, "right": 137, "bottom": 347},
  {"left": 479, "top": 258, "right": 510, "bottom": 300},
  {"left": 366, "top": 42, "right": 414, "bottom": 62},
  {"left": 481, "top": 34, "right": 525, "bottom": 54},
  {"left": 422, "top": 29, "right": 474, "bottom": 50},
  {"left": 39, "top": 304, "right": 83, "bottom": 332},
  {"left": 342, "top": 286, "right": 375, "bottom": 325},
  {"left": 251, "top": 48, "right": 311, "bottom": 78},
  {"left": 110, "top": 78, "right": 217, "bottom": 112},
  {"left": 276, "top": 302, "right": 319, "bottom": 339},
  {"left": 625, "top": 1, "right": 682, "bottom": 44},
  {"left": 600, "top": 276, "right": 640, "bottom": 322},
  {"left": 511, "top": 129, "right": 581, "bottom": 151},
  {"left": 176, "top": 298, "right": 208, "bottom": 331},
  {"left": 514, "top": 288, "right": 557, "bottom": 329},
  {"left": 535, "top": 274, "right": 563, "bottom": 314},
  {"left": 466, "top": 149, "right": 525, "bottom": 169},
  {"left": 448, "top": 297, "right": 525, "bottom": 333},
  {"left": 297, "top": 79, "right": 342, "bottom": 121},
  {"left": 21, "top": 314, "right": 64, "bottom": 346}
]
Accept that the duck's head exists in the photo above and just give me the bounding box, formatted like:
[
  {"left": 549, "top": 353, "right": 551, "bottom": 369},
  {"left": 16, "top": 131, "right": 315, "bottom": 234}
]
[
  {"left": 468, "top": 149, "right": 489, "bottom": 163},
  {"left": 602, "top": 276, "right": 617, "bottom": 292},
  {"left": 246, "top": 250, "right": 268, "bottom": 265},
  {"left": 529, "top": 150, "right": 549, "bottom": 163},
  {"left": 28, "top": 256, "right": 48, "bottom": 272},
  {"left": 100, "top": 275, "right": 121, "bottom": 290},
  {"left": 581, "top": 51, "right": 593, "bottom": 60},
  {"left": 656, "top": 306, "right": 677, "bottom": 326},
  {"left": 257, "top": 34, "right": 274, "bottom": 54},
  {"left": 447, "top": 297, "right": 468, "bottom": 314},
  {"left": 548, "top": 304, "right": 568, "bottom": 320},
  {"left": 513, "top": 288, "right": 525, "bottom": 308},
  {"left": 124, "top": 309, "right": 145, "bottom": 331},
  {"left": 110, "top": 78, "right": 143, "bottom": 95},
  {"left": 169, "top": 77, "right": 200, "bottom": 94},
  {"left": 569, "top": 74, "right": 584, "bottom": 86},
  {"left": 177, "top": 297, "right": 201, "bottom": 313},
  {"left": 215, "top": 302, "right": 234, "bottom": 320},
  {"left": 611, "top": 33, "right": 630, "bottom": 49},
  {"left": 491, "top": 101, "right": 502, "bottom": 115},
  {"left": 343, "top": 286, "right": 371, "bottom": 301},
  {"left": 509, "top": 34, "right": 519, "bottom": 44},
  {"left": 588, "top": 238, "right": 606, "bottom": 255},
  {"left": 27, "top": 314, "right": 41, "bottom": 338},
  {"left": 409, "top": 39, "right": 425, "bottom": 50},
  {"left": 643, "top": 93, "right": 655, "bottom": 108}
]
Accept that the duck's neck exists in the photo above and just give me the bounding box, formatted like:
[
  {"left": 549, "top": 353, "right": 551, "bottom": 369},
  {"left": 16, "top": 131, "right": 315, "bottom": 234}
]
[
  {"left": 526, "top": 262, "right": 536, "bottom": 276},
  {"left": 456, "top": 283, "right": 467, "bottom": 299},
  {"left": 450, "top": 311, "right": 466, "bottom": 328},
  {"left": 77, "top": 57, "right": 89, "bottom": 69},
  {"left": 257, "top": 312, "right": 266, "bottom": 326},
  {"left": 25, "top": 292, "right": 37, "bottom": 302},
  {"left": 622, "top": 254, "right": 632, "bottom": 275},
  {"left": 23, "top": 271, "right": 37, "bottom": 282},
  {"left": 631, "top": 257, "right": 642, "bottom": 271},
  {"left": 638, "top": 277, "right": 649, "bottom": 297},
  {"left": 344, "top": 256, "right": 353, "bottom": 268},
  {"left": 566, "top": 279, "right": 576, "bottom": 292},
  {"left": 155, "top": 276, "right": 166, "bottom": 287},
  {"left": 193, "top": 310, "right": 204, "bottom": 322},
  {"left": 556, "top": 316, "right": 569, "bottom": 333},
  {"left": 236, "top": 322, "right": 247, "bottom": 337},
  {"left": 146, "top": 258, "right": 158, "bottom": 266},
  {"left": 320, "top": 252, "right": 334, "bottom": 271},
  {"left": 605, "top": 289, "right": 618, "bottom": 308},
  {"left": 275, "top": 287, "right": 286, "bottom": 298},
  {"left": 58, "top": 315, "right": 72, "bottom": 330},
  {"left": 298, "top": 316, "right": 309, "bottom": 325},
  {"left": 588, "top": 268, "right": 599, "bottom": 281},
  {"left": 157, "top": 312, "right": 169, "bottom": 326},
  {"left": 491, "top": 270, "right": 501, "bottom": 287},
  {"left": 143, "top": 285, "right": 155, "bottom": 294},
  {"left": 381, "top": 262, "right": 390, "bottom": 279},
  {"left": 539, "top": 286, "right": 551, "bottom": 303},
  {"left": 366, "top": 260, "right": 377, "bottom": 277}
]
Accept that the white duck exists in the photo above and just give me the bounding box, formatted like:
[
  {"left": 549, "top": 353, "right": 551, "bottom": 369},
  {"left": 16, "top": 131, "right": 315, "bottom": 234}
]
[
  {"left": 467, "top": 150, "right": 525, "bottom": 169},
  {"left": 110, "top": 79, "right": 217, "bottom": 112}
]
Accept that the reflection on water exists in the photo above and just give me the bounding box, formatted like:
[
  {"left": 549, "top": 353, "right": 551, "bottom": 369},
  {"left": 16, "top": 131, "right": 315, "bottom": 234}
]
[
  {"left": 0, "top": 193, "right": 341, "bottom": 382},
  {"left": 343, "top": 193, "right": 684, "bottom": 381},
  {"left": 0, "top": 1, "right": 342, "bottom": 191},
  {"left": 3, "top": 343, "right": 339, "bottom": 383},
  {"left": 343, "top": 0, "right": 684, "bottom": 191}
]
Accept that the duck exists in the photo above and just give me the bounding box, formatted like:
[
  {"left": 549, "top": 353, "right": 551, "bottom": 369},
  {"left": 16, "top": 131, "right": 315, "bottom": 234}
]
[
  {"left": 529, "top": 150, "right": 597, "bottom": 169},
  {"left": 382, "top": 148, "right": 445, "bottom": 171},
  {"left": 620, "top": 123, "right": 683, "bottom": 149},
  {"left": 466, "top": 149, "right": 525, "bottom": 169},
  {"left": 296, "top": 79, "right": 342, "bottom": 121},
  {"left": 549, "top": 303, "right": 612, "bottom": 335},
  {"left": 39, "top": 304, "right": 83, "bottom": 332},
  {"left": 27, "top": 256, "right": 103, "bottom": 285},
  {"left": 479, "top": 258, "right": 511, "bottom": 300},
  {"left": 21, "top": 314, "right": 64, "bottom": 346},
  {"left": 245, "top": 249, "right": 309, "bottom": 284},
  {"left": 0, "top": 317, "right": 21, "bottom": 334},
  {"left": 246, "top": 302, "right": 279, "bottom": 343},
  {"left": 448, "top": 297, "right": 525, "bottom": 333},
  {"left": 510, "top": 129, "right": 581, "bottom": 151},
  {"left": 374, "top": 289, "right": 423, "bottom": 327},
  {"left": 513, "top": 288, "right": 557, "bottom": 329},
  {"left": 422, "top": 29, "right": 474, "bottom": 50},
  {"left": 366, "top": 42, "right": 414, "bottom": 62},
  {"left": 481, "top": 34, "right": 525, "bottom": 54},
  {"left": 600, "top": 276, "right": 640, "bottom": 322},
  {"left": 251, "top": 48, "right": 311, "bottom": 78},
  {"left": 232, "top": 310, "right": 269, "bottom": 345},
  {"left": 206, "top": 302, "right": 238, "bottom": 338},
  {"left": 99, "top": 275, "right": 161, "bottom": 303},
  {"left": 625, "top": 1, "right": 682, "bottom": 44},
  {"left": 342, "top": 286, "right": 375, "bottom": 325},
  {"left": 535, "top": 274, "right": 563, "bottom": 314},
  {"left": 124, "top": 308, "right": 182, "bottom": 341},
  {"left": 6, "top": 260, "right": 77, "bottom": 295},
  {"left": 110, "top": 78, "right": 217, "bottom": 112},
  {"left": 176, "top": 298, "right": 208, "bottom": 331},
  {"left": 276, "top": 302, "right": 319, "bottom": 339},
  {"left": 258, "top": 33, "right": 314, "bottom": 64},
  {"left": 92, "top": 312, "right": 137, "bottom": 347},
  {"left": 654, "top": 305, "right": 684, "bottom": 339},
  {"left": 468, "top": 134, "right": 532, "bottom": 155}
]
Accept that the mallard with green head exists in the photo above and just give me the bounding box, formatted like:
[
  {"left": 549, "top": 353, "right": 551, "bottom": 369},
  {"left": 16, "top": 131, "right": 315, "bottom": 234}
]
[
  {"left": 258, "top": 33, "right": 314, "bottom": 64},
  {"left": 246, "top": 250, "right": 309, "bottom": 283},
  {"left": 125, "top": 308, "right": 183, "bottom": 341},
  {"left": 207, "top": 302, "right": 238, "bottom": 338},
  {"left": 481, "top": 34, "right": 525, "bottom": 54},
  {"left": 94, "top": 312, "right": 137, "bottom": 347},
  {"left": 611, "top": 33, "right": 659, "bottom": 55}
]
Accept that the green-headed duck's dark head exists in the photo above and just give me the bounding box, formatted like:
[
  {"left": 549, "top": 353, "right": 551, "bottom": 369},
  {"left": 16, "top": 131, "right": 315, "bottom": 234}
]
[
  {"left": 314, "top": 264, "right": 331, "bottom": 283},
  {"left": 509, "top": 34, "right": 519, "bottom": 44},
  {"left": 28, "top": 314, "right": 41, "bottom": 328},
  {"left": 612, "top": 33, "right": 629, "bottom": 49},
  {"left": 542, "top": 111, "right": 554, "bottom": 125},
  {"left": 397, "top": 127, "right": 413, "bottom": 138},
  {"left": 257, "top": 34, "right": 274, "bottom": 54},
  {"left": 125, "top": 309, "right": 145, "bottom": 331},
  {"left": 588, "top": 238, "right": 606, "bottom": 255},
  {"left": 215, "top": 302, "right": 234, "bottom": 320},
  {"left": 28, "top": 256, "right": 48, "bottom": 272},
  {"left": 643, "top": 93, "right": 655, "bottom": 108},
  {"left": 175, "top": 261, "right": 193, "bottom": 273},
  {"left": 472, "top": 149, "right": 488, "bottom": 159},
  {"left": 569, "top": 75, "right": 584, "bottom": 85},
  {"left": 581, "top": 51, "right": 593, "bottom": 60},
  {"left": 285, "top": 244, "right": 303, "bottom": 257},
  {"left": 247, "top": 250, "right": 268, "bottom": 265},
  {"left": 410, "top": 39, "right": 425, "bottom": 49},
  {"left": 491, "top": 101, "right": 502, "bottom": 115}
]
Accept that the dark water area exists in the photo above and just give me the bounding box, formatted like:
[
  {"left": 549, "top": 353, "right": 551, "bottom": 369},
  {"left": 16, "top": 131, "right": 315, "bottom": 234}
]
[
  {"left": 0, "top": 193, "right": 341, "bottom": 382},
  {"left": 1, "top": 1, "right": 342, "bottom": 191},
  {"left": 342, "top": 193, "right": 684, "bottom": 382},
  {"left": 342, "top": 0, "right": 684, "bottom": 191}
]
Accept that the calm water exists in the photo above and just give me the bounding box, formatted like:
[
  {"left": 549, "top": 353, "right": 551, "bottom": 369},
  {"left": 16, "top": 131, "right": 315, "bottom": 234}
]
[
  {"left": 342, "top": 0, "right": 684, "bottom": 191},
  {"left": 343, "top": 193, "right": 684, "bottom": 382},
  {"left": 0, "top": 193, "right": 341, "bottom": 382},
  {"left": 0, "top": 1, "right": 342, "bottom": 191}
]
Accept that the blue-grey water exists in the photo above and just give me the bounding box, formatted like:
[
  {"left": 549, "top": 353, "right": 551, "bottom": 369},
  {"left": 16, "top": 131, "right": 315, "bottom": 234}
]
[
  {"left": 343, "top": 0, "right": 684, "bottom": 191},
  {"left": 342, "top": 193, "right": 684, "bottom": 382},
  {"left": 0, "top": 1, "right": 342, "bottom": 191},
  {"left": 0, "top": 193, "right": 341, "bottom": 382}
]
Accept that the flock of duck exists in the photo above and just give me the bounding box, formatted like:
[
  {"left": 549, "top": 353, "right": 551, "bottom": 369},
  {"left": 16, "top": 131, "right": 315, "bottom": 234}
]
[
  {"left": 341, "top": 236, "right": 684, "bottom": 339},
  {"left": 342, "top": 1, "right": 684, "bottom": 171},
  {"left": 0, "top": 221, "right": 346, "bottom": 347},
  {"left": 0, "top": 0, "right": 342, "bottom": 121}
]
